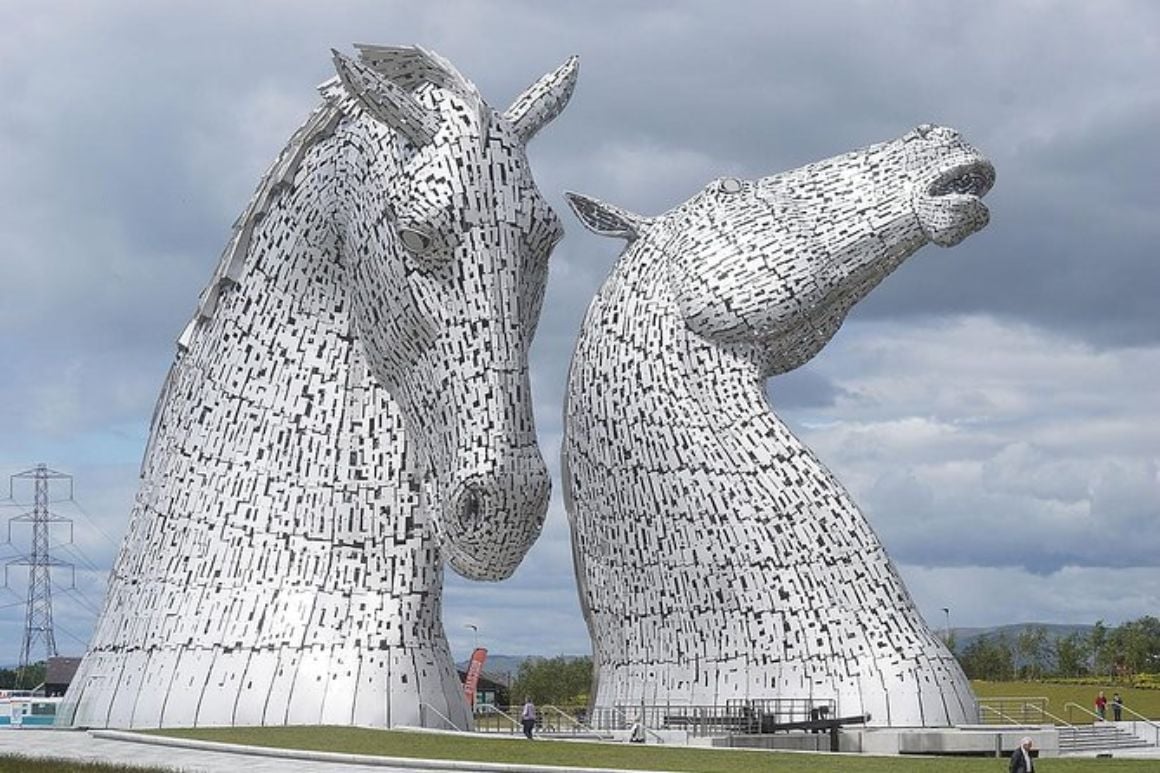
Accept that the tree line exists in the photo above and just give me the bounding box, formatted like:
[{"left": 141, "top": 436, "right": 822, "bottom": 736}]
[
  {"left": 0, "top": 661, "right": 46, "bottom": 690},
  {"left": 509, "top": 655, "right": 592, "bottom": 706},
  {"left": 507, "top": 617, "right": 1160, "bottom": 707},
  {"left": 956, "top": 616, "right": 1160, "bottom": 682},
  {"left": 7, "top": 619, "right": 1159, "bottom": 702}
]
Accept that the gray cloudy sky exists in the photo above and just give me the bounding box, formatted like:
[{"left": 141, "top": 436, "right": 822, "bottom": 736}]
[{"left": 1, "top": 0, "right": 1157, "bottom": 665}]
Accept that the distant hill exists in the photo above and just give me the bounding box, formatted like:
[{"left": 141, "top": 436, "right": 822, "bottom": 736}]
[
  {"left": 454, "top": 622, "right": 1095, "bottom": 663},
  {"left": 458, "top": 626, "right": 1097, "bottom": 675},
  {"left": 949, "top": 623, "right": 1095, "bottom": 655},
  {"left": 456, "top": 653, "right": 589, "bottom": 678}
]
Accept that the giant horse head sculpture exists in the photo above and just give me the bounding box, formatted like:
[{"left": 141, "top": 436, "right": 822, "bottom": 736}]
[
  {"left": 568, "top": 124, "right": 994, "bottom": 377},
  {"left": 562, "top": 125, "right": 994, "bottom": 724},
  {"left": 332, "top": 46, "right": 576, "bottom": 579}
]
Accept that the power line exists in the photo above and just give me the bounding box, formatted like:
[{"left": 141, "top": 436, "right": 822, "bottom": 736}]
[
  {"left": 59, "top": 495, "right": 121, "bottom": 550},
  {"left": 57, "top": 585, "right": 104, "bottom": 618}
]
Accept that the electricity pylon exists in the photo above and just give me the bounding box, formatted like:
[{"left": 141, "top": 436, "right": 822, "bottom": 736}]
[{"left": 7, "top": 464, "right": 75, "bottom": 677}]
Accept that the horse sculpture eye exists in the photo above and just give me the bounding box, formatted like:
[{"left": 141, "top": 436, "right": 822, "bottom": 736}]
[
  {"left": 398, "top": 227, "right": 434, "bottom": 254},
  {"left": 719, "top": 177, "right": 743, "bottom": 194}
]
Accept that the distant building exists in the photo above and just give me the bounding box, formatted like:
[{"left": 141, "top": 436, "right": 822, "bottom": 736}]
[
  {"left": 44, "top": 657, "right": 81, "bottom": 697},
  {"left": 457, "top": 667, "right": 511, "bottom": 707}
]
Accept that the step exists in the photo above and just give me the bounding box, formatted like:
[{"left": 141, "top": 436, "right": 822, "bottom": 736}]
[{"left": 1059, "top": 725, "right": 1152, "bottom": 751}]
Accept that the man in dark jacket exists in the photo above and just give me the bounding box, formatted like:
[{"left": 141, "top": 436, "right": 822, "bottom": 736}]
[{"left": 1010, "top": 736, "right": 1035, "bottom": 773}]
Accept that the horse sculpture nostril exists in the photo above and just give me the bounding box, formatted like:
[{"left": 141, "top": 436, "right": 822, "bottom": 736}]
[
  {"left": 461, "top": 488, "right": 483, "bottom": 529},
  {"left": 439, "top": 457, "right": 551, "bottom": 582}
]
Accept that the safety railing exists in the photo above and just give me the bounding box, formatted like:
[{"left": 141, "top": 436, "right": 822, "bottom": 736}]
[
  {"left": 727, "top": 696, "right": 837, "bottom": 728},
  {"left": 979, "top": 703, "right": 1035, "bottom": 726},
  {"left": 593, "top": 703, "right": 667, "bottom": 742},
  {"left": 977, "top": 697, "right": 1049, "bottom": 725},
  {"left": 1018, "top": 700, "right": 1082, "bottom": 746},
  {"left": 471, "top": 704, "right": 607, "bottom": 737},
  {"left": 1064, "top": 701, "right": 1104, "bottom": 725},
  {"left": 418, "top": 702, "right": 465, "bottom": 731},
  {"left": 1019, "top": 701, "right": 1073, "bottom": 728},
  {"left": 1114, "top": 703, "right": 1160, "bottom": 746},
  {"left": 472, "top": 703, "right": 522, "bottom": 733},
  {"left": 584, "top": 698, "right": 839, "bottom": 738},
  {"left": 537, "top": 704, "right": 605, "bottom": 736},
  {"left": 1066, "top": 701, "right": 1160, "bottom": 746}
]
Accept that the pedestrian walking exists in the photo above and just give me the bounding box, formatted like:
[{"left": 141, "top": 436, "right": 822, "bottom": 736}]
[
  {"left": 1010, "top": 736, "right": 1035, "bottom": 773},
  {"left": 521, "top": 697, "right": 536, "bottom": 739}
]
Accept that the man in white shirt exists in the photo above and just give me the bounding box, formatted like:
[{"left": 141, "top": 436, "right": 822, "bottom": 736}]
[
  {"left": 1010, "top": 736, "right": 1035, "bottom": 773},
  {"left": 521, "top": 697, "right": 536, "bottom": 739}
]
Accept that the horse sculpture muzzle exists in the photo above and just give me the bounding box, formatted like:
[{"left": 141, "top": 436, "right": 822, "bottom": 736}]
[
  {"left": 409, "top": 317, "right": 551, "bottom": 581},
  {"left": 440, "top": 442, "right": 551, "bottom": 580},
  {"left": 907, "top": 125, "right": 996, "bottom": 247}
]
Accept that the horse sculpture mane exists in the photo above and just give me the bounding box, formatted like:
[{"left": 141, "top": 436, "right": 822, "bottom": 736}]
[
  {"left": 62, "top": 45, "right": 577, "bottom": 730},
  {"left": 563, "top": 125, "right": 994, "bottom": 727}
]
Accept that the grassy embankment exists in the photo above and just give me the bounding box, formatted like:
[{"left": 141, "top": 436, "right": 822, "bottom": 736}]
[
  {"left": 148, "top": 725, "right": 1158, "bottom": 772},
  {"left": 971, "top": 681, "right": 1160, "bottom": 723}
]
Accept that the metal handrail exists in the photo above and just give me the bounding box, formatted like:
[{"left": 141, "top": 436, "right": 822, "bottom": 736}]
[
  {"left": 605, "top": 703, "right": 666, "bottom": 743},
  {"left": 538, "top": 704, "right": 604, "bottom": 736},
  {"left": 979, "top": 703, "right": 1031, "bottom": 725},
  {"left": 418, "top": 701, "right": 464, "bottom": 731},
  {"left": 474, "top": 703, "right": 521, "bottom": 733},
  {"left": 1068, "top": 701, "right": 1160, "bottom": 746},
  {"left": 1064, "top": 701, "right": 1105, "bottom": 724},
  {"left": 1115, "top": 703, "right": 1160, "bottom": 745},
  {"left": 1020, "top": 702, "right": 1079, "bottom": 739},
  {"left": 977, "top": 696, "right": 1050, "bottom": 725}
]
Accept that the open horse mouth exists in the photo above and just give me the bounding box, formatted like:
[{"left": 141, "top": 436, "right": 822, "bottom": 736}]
[
  {"left": 927, "top": 159, "right": 995, "bottom": 199},
  {"left": 915, "top": 155, "right": 995, "bottom": 247}
]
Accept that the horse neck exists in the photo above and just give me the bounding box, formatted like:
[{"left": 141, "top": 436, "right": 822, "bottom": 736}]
[
  {"left": 574, "top": 242, "right": 807, "bottom": 468},
  {"left": 145, "top": 121, "right": 409, "bottom": 491}
]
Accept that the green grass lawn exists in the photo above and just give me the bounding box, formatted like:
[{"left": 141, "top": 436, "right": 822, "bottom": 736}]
[
  {"left": 971, "top": 681, "right": 1160, "bottom": 724},
  {"left": 147, "top": 726, "right": 1157, "bottom": 772}
]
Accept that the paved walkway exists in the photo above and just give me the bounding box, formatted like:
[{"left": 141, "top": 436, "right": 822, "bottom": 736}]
[
  {"left": 0, "top": 727, "right": 660, "bottom": 773},
  {"left": 0, "top": 728, "right": 422, "bottom": 772}
]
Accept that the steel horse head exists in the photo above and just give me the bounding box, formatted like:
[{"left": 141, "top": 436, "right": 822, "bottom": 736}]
[{"left": 332, "top": 46, "right": 577, "bottom": 579}]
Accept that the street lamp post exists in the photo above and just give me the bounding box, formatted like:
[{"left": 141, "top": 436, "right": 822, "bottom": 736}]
[
  {"left": 465, "top": 624, "right": 479, "bottom": 651},
  {"left": 942, "top": 607, "right": 951, "bottom": 645}
]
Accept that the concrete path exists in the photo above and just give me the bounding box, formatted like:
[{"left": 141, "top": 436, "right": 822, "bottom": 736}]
[
  {"left": 0, "top": 727, "right": 661, "bottom": 773},
  {"left": 0, "top": 728, "right": 421, "bottom": 772}
]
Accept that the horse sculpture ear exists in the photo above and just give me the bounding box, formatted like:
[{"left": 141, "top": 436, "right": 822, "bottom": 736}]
[
  {"left": 332, "top": 49, "right": 440, "bottom": 146},
  {"left": 504, "top": 56, "right": 580, "bottom": 144},
  {"left": 565, "top": 192, "right": 650, "bottom": 241}
]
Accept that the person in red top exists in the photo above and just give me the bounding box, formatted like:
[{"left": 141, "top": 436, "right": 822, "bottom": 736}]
[{"left": 1095, "top": 690, "right": 1108, "bottom": 720}]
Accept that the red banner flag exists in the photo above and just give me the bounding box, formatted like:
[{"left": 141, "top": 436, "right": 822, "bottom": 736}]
[{"left": 463, "top": 647, "right": 488, "bottom": 708}]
